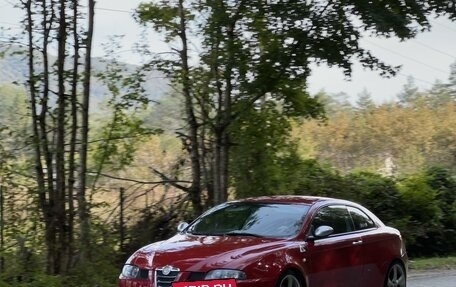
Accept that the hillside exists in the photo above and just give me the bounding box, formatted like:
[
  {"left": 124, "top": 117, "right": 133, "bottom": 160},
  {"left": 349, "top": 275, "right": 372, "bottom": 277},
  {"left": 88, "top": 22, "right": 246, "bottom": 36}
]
[{"left": 0, "top": 44, "right": 169, "bottom": 107}]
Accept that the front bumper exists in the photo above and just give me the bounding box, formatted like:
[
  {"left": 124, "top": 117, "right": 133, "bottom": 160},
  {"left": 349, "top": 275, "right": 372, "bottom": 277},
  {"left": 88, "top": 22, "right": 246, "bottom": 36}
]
[{"left": 118, "top": 277, "right": 275, "bottom": 287}]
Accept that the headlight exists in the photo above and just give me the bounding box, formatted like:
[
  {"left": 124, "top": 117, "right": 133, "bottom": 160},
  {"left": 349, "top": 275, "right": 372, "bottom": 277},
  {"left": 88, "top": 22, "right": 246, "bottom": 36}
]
[
  {"left": 121, "top": 264, "right": 140, "bottom": 278},
  {"left": 205, "top": 269, "right": 247, "bottom": 280}
]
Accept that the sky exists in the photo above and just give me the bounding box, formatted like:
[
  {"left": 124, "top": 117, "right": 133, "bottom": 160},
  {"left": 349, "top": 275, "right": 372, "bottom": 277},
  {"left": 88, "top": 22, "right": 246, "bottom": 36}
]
[{"left": 1, "top": 0, "right": 455, "bottom": 104}]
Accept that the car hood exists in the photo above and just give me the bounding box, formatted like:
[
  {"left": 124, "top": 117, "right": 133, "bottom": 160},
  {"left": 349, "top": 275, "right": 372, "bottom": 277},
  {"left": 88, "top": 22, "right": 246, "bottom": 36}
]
[{"left": 127, "top": 233, "right": 291, "bottom": 272}]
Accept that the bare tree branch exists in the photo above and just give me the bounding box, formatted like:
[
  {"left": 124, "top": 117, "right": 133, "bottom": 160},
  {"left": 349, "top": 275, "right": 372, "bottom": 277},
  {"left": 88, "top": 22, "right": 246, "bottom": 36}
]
[
  {"left": 92, "top": 172, "right": 192, "bottom": 185},
  {"left": 149, "top": 167, "right": 190, "bottom": 192}
]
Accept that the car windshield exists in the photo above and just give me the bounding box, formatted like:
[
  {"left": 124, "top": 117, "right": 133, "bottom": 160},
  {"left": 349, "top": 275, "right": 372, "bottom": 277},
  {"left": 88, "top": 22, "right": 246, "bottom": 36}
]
[{"left": 187, "top": 202, "right": 310, "bottom": 238}]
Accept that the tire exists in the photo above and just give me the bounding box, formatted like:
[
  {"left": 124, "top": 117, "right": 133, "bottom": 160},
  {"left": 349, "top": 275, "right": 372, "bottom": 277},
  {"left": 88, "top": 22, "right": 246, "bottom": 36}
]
[
  {"left": 276, "top": 271, "right": 304, "bottom": 287},
  {"left": 384, "top": 262, "right": 406, "bottom": 287}
]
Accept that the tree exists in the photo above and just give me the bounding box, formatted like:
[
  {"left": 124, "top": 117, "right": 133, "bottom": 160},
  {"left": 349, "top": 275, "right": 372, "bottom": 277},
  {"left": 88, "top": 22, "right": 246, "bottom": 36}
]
[
  {"left": 137, "top": 0, "right": 206, "bottom": 215},
  {"left": 429, "top": 61, "right": 456, "bottom": 105},
  {"left": 290, "top": 159, "right": 349, "bottom": 199},
  {"left": 423, "top": 166, "right": 456, "bottom": 255},
  {"left": 0, "top": 85, "right": 28, "bottom": 128},
  {"left": 345, "top": 172, "right": 400, "bottom": 223},
  {"left": 16, "top": 0, "right": 95, "bottom": 275},
  {"left": 137, "top": 0, "right": 456, "bottom": 209},
  {"left": 397, "top": 76, "right": 420, "bottom": 106},
  {"left": 230, "top": 101, "right": 305, "bottom": 198},
  {"left": 395, "top": 173, "right": 443, "bottom": 256},
  {"left": 356, "top": 88, "right": 376, "bottom": 111},
  {"left": 446, "top": 60, "right": 456, "bottom": 100}
]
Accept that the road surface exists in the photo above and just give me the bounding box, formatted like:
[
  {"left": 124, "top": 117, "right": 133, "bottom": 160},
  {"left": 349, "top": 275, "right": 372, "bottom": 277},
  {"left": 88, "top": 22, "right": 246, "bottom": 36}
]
[{"left": 409, "top": 269, "right": 456, "bottom": 287}]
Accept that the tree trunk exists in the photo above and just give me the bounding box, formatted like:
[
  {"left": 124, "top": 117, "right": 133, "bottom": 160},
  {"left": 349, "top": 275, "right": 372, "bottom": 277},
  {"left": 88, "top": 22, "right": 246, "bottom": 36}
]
[
  {"left": 212, "top": 12, "right": 237, "bottom": 205},
  {"left": 119, "top": 187, "right": 125, "bottom": 255},
  {"left": 67, "top": 0, "right": 80, "bottom": 271},
  {"left": 55, "top": 0, "right": 69, "bottom": 274},
  {"left": 77, "top": 0, "right": 95, "bottom": 262},
  {"left": 24, "top": 0, "right": 57, "bottom": 274},
  {"left": 178, "top": 0, "right": 203, "bottom": 215},
  {"left": 22, "top": 0, "right": 95, "bottom": 274},
  {"left": 0, "top": 184, "right": 4, "bottom": 273}
]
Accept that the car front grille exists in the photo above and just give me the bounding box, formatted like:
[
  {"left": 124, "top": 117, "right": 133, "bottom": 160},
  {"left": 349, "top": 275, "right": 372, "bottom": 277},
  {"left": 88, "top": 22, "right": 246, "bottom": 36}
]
[{"left": 155, "top": 267, "right": 180, "bottom": 287}]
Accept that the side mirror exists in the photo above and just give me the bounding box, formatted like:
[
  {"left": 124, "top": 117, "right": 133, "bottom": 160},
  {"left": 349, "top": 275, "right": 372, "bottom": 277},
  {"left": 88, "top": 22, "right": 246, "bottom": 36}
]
[
  {"left": 314, "top": 225, "right": 334, "bottom": 238},
  {"left": 177, "top": 222, "right": 189, "bottom": 233}
]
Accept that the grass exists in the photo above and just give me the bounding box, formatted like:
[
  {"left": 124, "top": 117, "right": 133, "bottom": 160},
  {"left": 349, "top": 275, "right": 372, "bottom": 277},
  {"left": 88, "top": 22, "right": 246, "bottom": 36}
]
[{"left": 409, "top": 256, "right": 456, "bottom": 271}]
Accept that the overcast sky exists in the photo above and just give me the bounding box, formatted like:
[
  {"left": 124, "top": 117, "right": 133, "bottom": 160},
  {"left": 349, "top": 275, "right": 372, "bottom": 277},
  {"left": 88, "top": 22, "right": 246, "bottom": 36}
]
[{"left": 1, "top": 0, "right": 455, "bottom": 104}]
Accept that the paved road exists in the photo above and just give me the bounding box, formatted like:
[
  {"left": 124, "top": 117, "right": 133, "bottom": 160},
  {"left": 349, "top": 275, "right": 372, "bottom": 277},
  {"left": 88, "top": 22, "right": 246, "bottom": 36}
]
[{"left": 409, "top": 270, "right": 456, "bottom": 287}]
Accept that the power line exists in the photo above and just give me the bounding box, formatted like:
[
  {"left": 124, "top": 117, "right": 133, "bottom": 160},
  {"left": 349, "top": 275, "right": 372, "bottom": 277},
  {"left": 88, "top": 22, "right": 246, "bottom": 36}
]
[
  {"left": 412, "top": 39, "right": 456, "bottom": 59},
  {"left": 363, "top": 38, "right": 450, "bottom": 75},
  {"left": 1, "top": 1, "right": 455, "bottom": 81},
  {"left": 396, "top": 71, "right": 435, "bottom": 86},
  {"left": 0, "top": 5, "right": 134, "bottom": 29},
  {"left": 0, "top": 0, "right": 134, "bottom": 14},
  {"left": 95, "top": 7, "right": 133, "bottom": 14},
  {"left": 430, "top": 19, "right": 456, "bottom": 33}
]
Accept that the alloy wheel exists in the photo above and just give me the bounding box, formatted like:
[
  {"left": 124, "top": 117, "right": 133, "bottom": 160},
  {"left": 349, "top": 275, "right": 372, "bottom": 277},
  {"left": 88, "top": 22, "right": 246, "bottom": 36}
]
[
  {"left": 386, "top": 263, "right": 406, "bottom": 287},
  {"left": 277, "top": 272, "right": 302, "bottom": 287}
]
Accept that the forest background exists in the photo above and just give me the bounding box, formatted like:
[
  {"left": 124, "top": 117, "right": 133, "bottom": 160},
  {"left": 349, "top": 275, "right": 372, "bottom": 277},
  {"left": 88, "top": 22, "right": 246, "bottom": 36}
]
[{"left": 0, "top": 0, "right": 456, "bottom": 286}]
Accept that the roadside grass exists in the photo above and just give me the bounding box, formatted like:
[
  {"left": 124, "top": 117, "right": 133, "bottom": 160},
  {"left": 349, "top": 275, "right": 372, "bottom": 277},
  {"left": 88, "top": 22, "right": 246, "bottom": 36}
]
[{"left": 409, "top": 256, "right": 456, "bottom": 271}]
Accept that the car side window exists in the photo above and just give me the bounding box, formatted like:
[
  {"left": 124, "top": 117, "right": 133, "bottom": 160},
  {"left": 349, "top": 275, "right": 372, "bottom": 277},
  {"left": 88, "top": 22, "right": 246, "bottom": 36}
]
[
  {"left": 312, "top": 205, "right": 354, "bottom": 236},
  {"left": 348, "top": 206, "right": 376, "bottom": 230}
]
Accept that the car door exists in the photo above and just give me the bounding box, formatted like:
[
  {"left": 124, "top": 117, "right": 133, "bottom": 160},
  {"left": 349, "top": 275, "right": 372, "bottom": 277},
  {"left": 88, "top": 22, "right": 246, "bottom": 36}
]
[
  {"left": 346, "top": 206, "right": 386, "bottom": 286},
  {"left": 307, "top": 205, "right": 363, "bottom": 287}
]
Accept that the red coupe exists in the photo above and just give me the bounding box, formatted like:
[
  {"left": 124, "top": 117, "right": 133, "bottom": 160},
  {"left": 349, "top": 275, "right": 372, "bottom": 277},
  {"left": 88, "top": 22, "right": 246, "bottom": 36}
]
[{"left": 118, "top": 196, "right": 407, "bottom": 287}]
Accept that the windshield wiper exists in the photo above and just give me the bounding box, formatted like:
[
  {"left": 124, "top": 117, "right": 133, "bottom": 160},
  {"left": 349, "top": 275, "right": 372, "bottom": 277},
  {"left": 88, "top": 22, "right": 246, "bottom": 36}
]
[
  {"left": 224, "top": 231, "right": 263, "bottom": 237},
  {"left": 188, "top": 232, "right": 224, "bottom": 236}
]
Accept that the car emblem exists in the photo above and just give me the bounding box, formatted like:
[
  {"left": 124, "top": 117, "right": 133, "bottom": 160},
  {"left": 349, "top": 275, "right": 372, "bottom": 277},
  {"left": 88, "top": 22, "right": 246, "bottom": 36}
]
[{"left": 161, "top": 265, "right": 173, "bottom": 276}]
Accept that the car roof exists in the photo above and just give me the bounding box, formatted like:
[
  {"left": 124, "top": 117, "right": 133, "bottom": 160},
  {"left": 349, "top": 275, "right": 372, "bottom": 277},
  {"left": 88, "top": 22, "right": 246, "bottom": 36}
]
[{"left": 234, "top": 195, "right": 348, "bottom": 206}]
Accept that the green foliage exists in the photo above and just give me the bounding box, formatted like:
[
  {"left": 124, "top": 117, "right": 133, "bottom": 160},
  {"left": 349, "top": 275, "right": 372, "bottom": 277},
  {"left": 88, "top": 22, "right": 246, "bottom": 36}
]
[
  {"left": 64, "top": 224, "right": 120, "bottom": 287},
  {"left": 298, "top": 83, "right": 456, "bottom": 175},
  {"left": 409, "top": 256, "right": 456, "bottom": 270},
  {"left": 136, "top": 1, "right": 195, "bottom": 42},
  {"left": 135, "top": 0, "right": 456, "bottom": 209},
  {"left": 355, "top": 89, "right": 376, "bottom": 111},
  {"left": 346, "top": 168, "right": 456, "bottom": 257},
  {"left": 137, "top": 3, "right": 179, "bottom": 31},
  {"left": 0, "top": 273, "right": 63, "bottom": 287},
  {"left": 414, "top": 167, "right": 456, "bottom": 256},
  {"left": 390, "top": 174, "right": 443, "bottom": 254},
  {"left": 121, "top": 197, "right": 193, "bottom": 259},
  {"left": 92, "top": 51, "right": 162, "bottom": 173},
  {"left": 0, "top": 85, "right": 29, "bottom": 147},
  {"left": 290, "top": 160, "right": 347, "bottom": 199},
  {"left": 275, "top": 160, "right": 456, "bottom": 257},
  {"left": 345, "top": 172, "right": 399, "bottom": 223},
  {"left": 397, "top": 175, "right": 441, "bottom": 223},
  {"left": 398, "top": 76, "right": 420, "bottom": 106},
  {"left": 1, "top": 1, "right": 456, "bottom": 284},
  {"left": 230, "top": 101, "right": 300, "bottom": 197},
  {"left": 92, "top": 111, "right": 149, "bottom": 170},
  {"left": 0, "top": 218, "right": 121, "bottom": 287},
  {"left": 0, "top": 239, "right": 52, "bottom": 286}
]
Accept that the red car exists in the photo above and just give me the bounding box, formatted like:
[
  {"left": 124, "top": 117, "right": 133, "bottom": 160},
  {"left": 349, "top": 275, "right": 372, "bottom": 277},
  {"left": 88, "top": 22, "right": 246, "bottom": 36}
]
[{"left": 118, "top": 196, "right": 407, "bottom": 287}]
